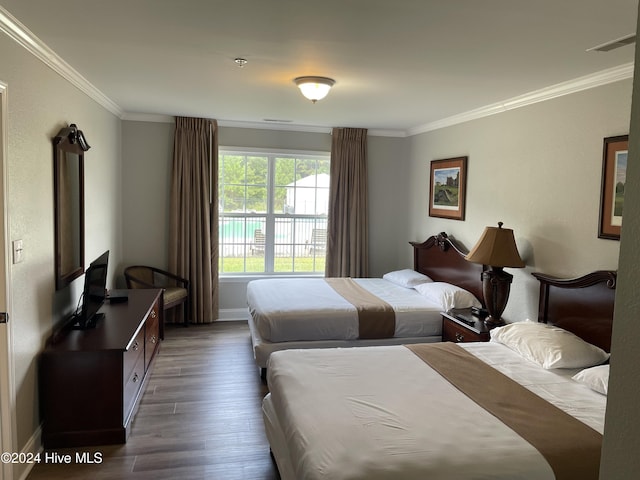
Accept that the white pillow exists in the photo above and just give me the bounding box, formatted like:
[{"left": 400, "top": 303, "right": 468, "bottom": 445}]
[
  {"left": 490, "top": 320, "right": 610, "bottom": 369},
  {"left": 572, "top": 365, "right": 609, "bottom": 395},
  {"left": 382, "top": 269, "right": 432, "bottom": 288},
  {"left": 413, "top": 282, "right": 481, "bottom": 310}
]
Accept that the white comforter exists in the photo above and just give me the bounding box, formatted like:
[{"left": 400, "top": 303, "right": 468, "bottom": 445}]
[
  {"left": 264, "top": 342, "right": 606, "bottom": 480},
  {"left": 247, "top": 278, "right": 442, "bottom": 342}
]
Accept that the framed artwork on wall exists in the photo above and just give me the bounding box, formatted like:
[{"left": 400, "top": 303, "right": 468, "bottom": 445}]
[
  {"left": 599, "top": 135, "right": 628, "bottom": 240},
  {"left": 429, "top": 156, "right": 467, "bottom": 220}
]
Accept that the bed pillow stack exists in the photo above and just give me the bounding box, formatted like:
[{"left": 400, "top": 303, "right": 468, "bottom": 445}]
[
  {"left": 382, "top": 269, "right": 433, "bottom": 288},
  {"left": 413, "top": 282, "right": 482, "bottom": 310},
  {"left": 572, "top": 365, "right": 609, "bottom": 395},
  {"left": 490, "top": 320, "right": 610, "bottom": 369}
]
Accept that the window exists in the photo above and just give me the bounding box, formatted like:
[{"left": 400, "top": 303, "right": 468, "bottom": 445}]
[{"left": 218, "top": 148, "right": 330, "bottom": 275}]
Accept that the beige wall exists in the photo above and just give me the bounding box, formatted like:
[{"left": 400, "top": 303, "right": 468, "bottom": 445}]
[
  {"left": 1, "top": 33, "right": 122, "bottom": 473},
  {"left": 121, "top": 120, "right": 174, "bottom": 276},
  {"left": 367, "top": 135, "right": 410, "bottom": 276},
  {"left": 405, "top": 80, "right": 630, "bottom": 322}
]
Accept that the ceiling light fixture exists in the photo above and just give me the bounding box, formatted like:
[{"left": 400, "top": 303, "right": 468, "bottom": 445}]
[{"left": 294, "top": 76, "right": 335, "bottom": 103}]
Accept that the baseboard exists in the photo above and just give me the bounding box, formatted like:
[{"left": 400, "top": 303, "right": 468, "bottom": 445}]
[
  {"left": 16, "top": 425, "right": 42, "bottom": 480},
  {"left": 218, "top": 308, "right": 249, "bottom": 322}
]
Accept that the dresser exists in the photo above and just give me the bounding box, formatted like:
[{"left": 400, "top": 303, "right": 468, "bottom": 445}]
[{"left": 40, "top": 289, "right": 163, "bottom": 448}]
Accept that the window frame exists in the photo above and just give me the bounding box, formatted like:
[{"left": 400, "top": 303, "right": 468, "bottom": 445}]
[{"left": 218, "top": 146, "right": 330, "bottom": 278}]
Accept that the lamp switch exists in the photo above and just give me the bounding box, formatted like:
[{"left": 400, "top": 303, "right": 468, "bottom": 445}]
[{"left": 12, "top": 240, "right": 23, "bottom": 264}]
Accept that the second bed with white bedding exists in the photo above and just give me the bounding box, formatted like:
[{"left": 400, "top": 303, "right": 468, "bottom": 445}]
[{"left": 263, "top": 342, "right": 606, "bottom": 480}]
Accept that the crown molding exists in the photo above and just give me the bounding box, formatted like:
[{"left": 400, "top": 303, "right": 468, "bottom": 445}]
[
  {"left": 0, "top": 6, "right": 123, "bottom": 117},
  {"left": 218, "top": 119, "right": 331, "bottom": 134},
  {"left": 121, "top": 112, "right": 174, "bottom": 123},
  {"left": 408, "top": 62, "right": 634, "bottom": 136},
  {"left": 217, "top": 120, "right": 404, "bottom": 137}
]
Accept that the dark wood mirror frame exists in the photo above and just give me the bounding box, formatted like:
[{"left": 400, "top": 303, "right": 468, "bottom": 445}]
[{"left": 53, "top": 125, "right": 86, "bottom": 290}]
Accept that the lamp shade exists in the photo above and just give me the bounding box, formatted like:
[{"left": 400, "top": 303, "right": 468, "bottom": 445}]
[
  {"left": 465, "top": 222, "right": 525, "bottom": 268},
  {"left": 294, "top": 76, "right": 335, "bottom": 103}
]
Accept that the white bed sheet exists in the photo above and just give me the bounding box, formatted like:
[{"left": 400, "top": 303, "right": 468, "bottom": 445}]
[
  {"left": 264, "top": 342, "right": 606, "bottom": 480},
  {"left": 247, "top": 278, "right": 443, "bottom": 342},
  {"left": 249, "top": 314, "right": 441, "bottom": 368}
]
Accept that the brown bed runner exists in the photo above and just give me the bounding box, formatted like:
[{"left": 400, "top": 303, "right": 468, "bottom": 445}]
[
  {"left": 324, "top": 278, "right": 395, "bottom": 339},
  {"left": 406, "top": 342, "right": 602, "bottom": 480}
]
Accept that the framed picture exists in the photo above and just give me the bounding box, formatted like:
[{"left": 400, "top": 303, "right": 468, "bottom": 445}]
[
  {"left": 599, "top": 135, "right": 628, "bottom": 240},
  {"left": 429, "top": 156, "right": 467, "bottom": 220}
]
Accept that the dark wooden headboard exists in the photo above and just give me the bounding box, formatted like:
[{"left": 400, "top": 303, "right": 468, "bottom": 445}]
[
  {"left": 410, "top": 232, "right": 484, "bottom": 306},
  {"left": 532, "top": 270, "right": 617, "bottom": 352}
]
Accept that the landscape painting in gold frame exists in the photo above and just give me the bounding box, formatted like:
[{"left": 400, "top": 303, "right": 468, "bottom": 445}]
[
  {"left": 599, "top": 135, "right": 627, "bottom": 240},
  {"left": 429, "top": 156, "right": 467, "bottom": 221}
]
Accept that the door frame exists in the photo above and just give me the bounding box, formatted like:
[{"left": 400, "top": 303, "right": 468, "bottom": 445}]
[{"left": 0, "top": 81, "right": 16, "bottom": 480}]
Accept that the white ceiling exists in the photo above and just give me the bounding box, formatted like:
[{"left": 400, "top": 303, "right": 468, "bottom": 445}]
[{"left": 1, "top": 0, "right": 637, "bottom": 136}]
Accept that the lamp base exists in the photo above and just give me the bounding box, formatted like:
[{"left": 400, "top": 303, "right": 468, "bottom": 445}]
[
  {"left": 481, "top": 267, "right": 513, "bottom": 327},
  {"left": 483, "top": 316, "right": 505, "bottom": 327}
]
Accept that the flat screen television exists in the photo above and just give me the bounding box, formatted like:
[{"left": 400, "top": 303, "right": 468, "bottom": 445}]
[{"left": 73, "top": 250, "right": 109, "bottom": 329}]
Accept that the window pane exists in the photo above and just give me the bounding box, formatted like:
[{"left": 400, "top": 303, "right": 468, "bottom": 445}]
[
  {"left": 318, "top": 158, "right": 330, "bottom": 175},
  {"left": 296, "top": 158, "right": 318, "bottom": 181},
  {"left": 317, "top": 186, "right": 329, "bottom": 215},
  {"left": 305, "top": 219, "right": 327, "bottom": 274},
  {"left": 220, "top": 185, "right": 246, "bottom": 212},
  {"left": 274, "top": 186, "right": 288, "bottom": 214},
  {"left": 220, "top": 155, "right": 246, "bottom": 185},
  {"left": 277, "top": 164, "right": 330, "bottom": 215},
  {"left": 271, "top": 217, "right": 326, "bottom": 273},
  {"left": 246, "top": 156, "right": 268, "bottom": 185},
  {"left": 245, "top": 186, "right": 267, "bottom": 212},
  {"left": 274, "top": 157, "right": 295, "bottom": 186},
  {"left": 218, "top": 216, "right": 266, "bottom": 273}
]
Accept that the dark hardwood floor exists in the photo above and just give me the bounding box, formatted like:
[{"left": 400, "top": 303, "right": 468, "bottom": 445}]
[{"left": 28, "top": 321, "right": 279, "bottom": 480}]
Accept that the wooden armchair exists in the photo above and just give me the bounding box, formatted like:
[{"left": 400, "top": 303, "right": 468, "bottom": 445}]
[{"left": 124, "top": 266, "right": 190, "bottom": 338}]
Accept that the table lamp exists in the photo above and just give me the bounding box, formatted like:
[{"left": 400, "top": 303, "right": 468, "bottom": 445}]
[{"left": 465, "top": 222, "right": 525, "bottom": 326}]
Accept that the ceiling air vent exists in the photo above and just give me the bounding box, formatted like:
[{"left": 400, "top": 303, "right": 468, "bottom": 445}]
[{"left": 587, "top": 33, "right": 636, "bottom": 52}]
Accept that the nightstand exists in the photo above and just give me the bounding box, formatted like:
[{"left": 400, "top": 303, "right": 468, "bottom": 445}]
[{"left": 441, "top": 308, "right": 493, "bottom": 343}]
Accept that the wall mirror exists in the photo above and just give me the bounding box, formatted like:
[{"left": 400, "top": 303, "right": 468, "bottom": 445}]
[{"left": 53, "top": 124, "right": 90, "bottom": 290}]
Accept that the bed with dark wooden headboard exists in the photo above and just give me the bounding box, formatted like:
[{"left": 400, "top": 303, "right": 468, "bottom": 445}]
[
  {"left": 247, "top": 232, "right": 485, "bottom": 372},
  {"left": 532, "top": 270, "right": 616, "bottom": 353},
  {"left": 410, "top": 232, "right": 484, "bottom": 306}
]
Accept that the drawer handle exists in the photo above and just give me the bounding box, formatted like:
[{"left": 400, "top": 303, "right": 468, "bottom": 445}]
[
  {"left": 150, "top": 335, "right": 157, "bottom": 344},
  {"left": 455, "top": 332, "right": 465, "bottom": 342},
  {"left": 132, "top": 341, "right": 139, "bottom": 351},
  {"left": 150, "top": 310, "right": 157, "bottom": 319},
  {"left": 132, "top": 373, "right": 139, "bottom": 383}
]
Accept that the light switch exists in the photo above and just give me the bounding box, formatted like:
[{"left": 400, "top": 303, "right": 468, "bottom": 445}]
[{"left": 12, "top": 239, "right": 23, "bottom": 264}]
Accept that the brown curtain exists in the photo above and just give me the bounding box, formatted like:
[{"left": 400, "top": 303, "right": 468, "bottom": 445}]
[
  {"left": 325, "top": 127, "right": 369, "bottom": 278},
  {"left": 169, "top": 117, "right": 219, "bottom": 323}
]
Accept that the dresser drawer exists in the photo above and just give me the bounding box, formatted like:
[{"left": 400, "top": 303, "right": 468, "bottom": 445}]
[
  {"left": 123, "top": 353, "right": 145, "bottom": 422},
  {"left": 442, "top": 317, "right": 489, "bottom": 343},
  {"left": 123, "top": 327, "right": 145, "bottom": 383},
  {"left": 145, "top": 304, "right": 160, "bottom": 371}
]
